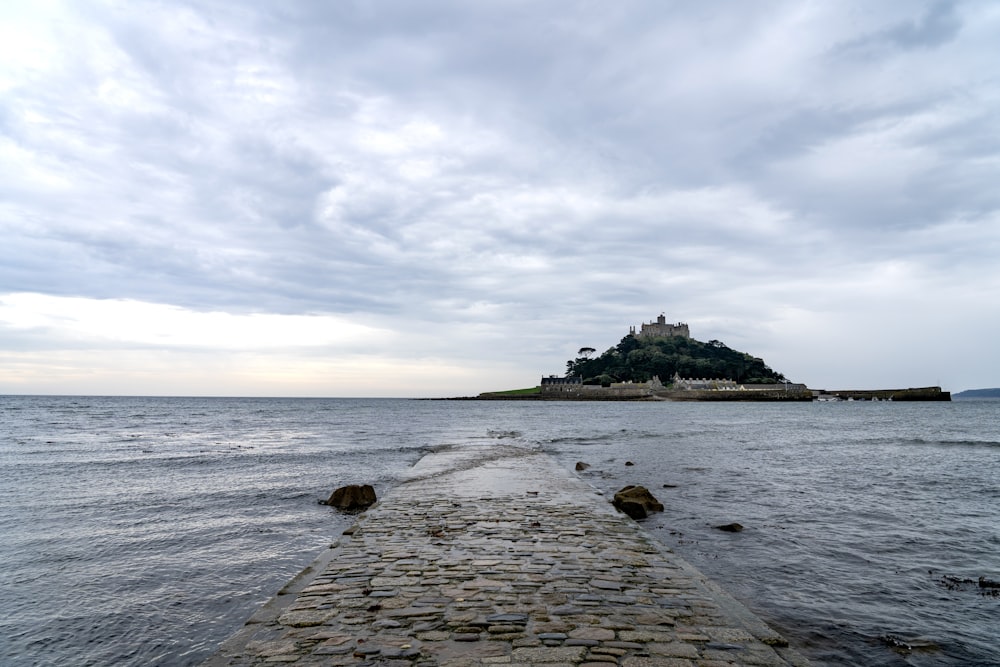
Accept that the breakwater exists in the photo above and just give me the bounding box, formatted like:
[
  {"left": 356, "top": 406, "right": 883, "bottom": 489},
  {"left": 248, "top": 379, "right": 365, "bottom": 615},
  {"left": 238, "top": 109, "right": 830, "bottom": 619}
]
[
  {"left": 205, "top": 445, "right": 808, "bottom": 666},
  {"left": 814, "top": 386, "right": 951, "bottom": 401}
]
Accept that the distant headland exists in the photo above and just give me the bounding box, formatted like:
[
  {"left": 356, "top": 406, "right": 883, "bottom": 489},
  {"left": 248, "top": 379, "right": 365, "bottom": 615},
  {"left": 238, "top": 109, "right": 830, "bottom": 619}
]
[
  {"left": 474, "top": 314, "right": 950, "bottom": 402},
  {"left": 953, "top": 388, "right": 1000, "bottom": 399}
]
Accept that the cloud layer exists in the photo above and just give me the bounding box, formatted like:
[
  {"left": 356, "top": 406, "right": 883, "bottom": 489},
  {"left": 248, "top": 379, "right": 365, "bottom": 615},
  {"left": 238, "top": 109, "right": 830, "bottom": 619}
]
[{"left": 2, "top": 1, "right": 998, "bottom": 395}]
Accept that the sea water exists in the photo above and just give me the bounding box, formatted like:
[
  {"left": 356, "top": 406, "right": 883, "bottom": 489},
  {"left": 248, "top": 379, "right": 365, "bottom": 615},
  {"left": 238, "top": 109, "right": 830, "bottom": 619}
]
[{"left": 0, "top": 396, "right": 996, "bottom": 666}]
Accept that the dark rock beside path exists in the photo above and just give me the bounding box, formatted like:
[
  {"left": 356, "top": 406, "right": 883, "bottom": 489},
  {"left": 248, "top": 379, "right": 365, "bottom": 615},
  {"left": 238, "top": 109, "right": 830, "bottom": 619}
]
[
  {"left": 323, "top": 484, "right": 377, "bottom": 510},
  {"left": 613, "top": 485, "right": 664, "bottom": 520}
]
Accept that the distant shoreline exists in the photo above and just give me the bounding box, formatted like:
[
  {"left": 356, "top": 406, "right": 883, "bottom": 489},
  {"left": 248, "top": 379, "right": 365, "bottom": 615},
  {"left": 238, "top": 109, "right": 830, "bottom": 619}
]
[
  {"left": 952, "top": 388, "right": 1000, "bottom": 399},
  {"left": 451, "top": 385, "right": 951, "bottom": 402}
]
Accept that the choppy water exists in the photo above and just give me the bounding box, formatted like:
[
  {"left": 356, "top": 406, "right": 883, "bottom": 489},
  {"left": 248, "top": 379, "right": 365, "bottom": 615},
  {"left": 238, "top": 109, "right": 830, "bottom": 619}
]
[{"left": 0, "top": 396, "right": 997, "bottom": 666}]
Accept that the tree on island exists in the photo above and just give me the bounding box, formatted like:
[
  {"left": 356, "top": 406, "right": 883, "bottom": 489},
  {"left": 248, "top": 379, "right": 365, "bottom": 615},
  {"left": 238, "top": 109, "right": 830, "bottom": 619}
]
[{"left": 565, "top": 334, "right": 787, "bottom": 386}]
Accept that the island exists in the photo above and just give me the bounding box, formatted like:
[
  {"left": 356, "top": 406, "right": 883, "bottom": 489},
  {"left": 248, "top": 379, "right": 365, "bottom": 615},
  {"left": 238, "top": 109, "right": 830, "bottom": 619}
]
[{"left": 477, "top": 314, "right": 950, "bottom": 402}]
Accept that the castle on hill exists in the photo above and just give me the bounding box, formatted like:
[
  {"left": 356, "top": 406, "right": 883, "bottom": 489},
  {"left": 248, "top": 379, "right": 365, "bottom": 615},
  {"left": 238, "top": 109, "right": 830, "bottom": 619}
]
[{"left": 630, "top": 314, "right": 690, "bottom": 339}]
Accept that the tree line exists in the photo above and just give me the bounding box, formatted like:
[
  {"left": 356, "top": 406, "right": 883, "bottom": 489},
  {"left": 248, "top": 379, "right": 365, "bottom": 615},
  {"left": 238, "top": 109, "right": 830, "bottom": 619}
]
[{"left": 565, "top": 335, "right": 787, "bottom": 386}]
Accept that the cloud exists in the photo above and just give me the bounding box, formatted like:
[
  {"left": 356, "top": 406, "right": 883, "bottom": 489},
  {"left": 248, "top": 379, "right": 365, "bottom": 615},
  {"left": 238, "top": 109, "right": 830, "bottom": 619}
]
[
  {"left": 0, "top": 292, "right": 391, "bottom": 350},
  {"left": 0, "top": 292, "right": 517, "bottom": 396},
  {"left": 838, "top": 1, "right": 963, "bottom": 54},
  {"left": 1, "top": 0, "right": 999, "bottom": 394}
]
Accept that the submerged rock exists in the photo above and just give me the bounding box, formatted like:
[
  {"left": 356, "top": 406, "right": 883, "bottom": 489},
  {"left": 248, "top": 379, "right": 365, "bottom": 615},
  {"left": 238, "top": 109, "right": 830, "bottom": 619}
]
[
  {"left": 323, "top": 484, "right": 377, "bottom": 510},
  {"left": 613, "top": 485, "right": 664, "bottom": 520},
  {"left": 880, "top": 634, "right": 940, "bottom": 654},
  {"left": 715, "top": 522, "right": 744, "bottom": 532}
]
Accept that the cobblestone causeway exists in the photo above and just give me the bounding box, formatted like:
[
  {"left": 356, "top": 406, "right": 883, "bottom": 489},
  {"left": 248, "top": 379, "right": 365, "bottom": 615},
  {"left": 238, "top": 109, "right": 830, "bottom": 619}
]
[{"left": 204, "top": 444, "right": 809, "bottom": 667}]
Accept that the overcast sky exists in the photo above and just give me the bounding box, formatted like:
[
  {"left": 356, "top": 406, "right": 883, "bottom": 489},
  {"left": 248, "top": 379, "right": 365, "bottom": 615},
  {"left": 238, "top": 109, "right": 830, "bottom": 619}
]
[{"left": 1, "top": 0, "right": 998, "bottom": 397}]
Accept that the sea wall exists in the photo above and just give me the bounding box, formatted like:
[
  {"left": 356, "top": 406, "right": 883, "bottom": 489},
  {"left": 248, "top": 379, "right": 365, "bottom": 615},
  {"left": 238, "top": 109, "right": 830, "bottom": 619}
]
[
  {"left": 539, "top": 382, "right": 655, "bottom": 399},
  {"left": 478, "top": 385, "right": 949, "bottom": 402},
  {"left": 815, "top": 386, "right": 951, "bottom": 401},
  {"left": 656, "top": 388, "right": 814, "bottom": 402}
]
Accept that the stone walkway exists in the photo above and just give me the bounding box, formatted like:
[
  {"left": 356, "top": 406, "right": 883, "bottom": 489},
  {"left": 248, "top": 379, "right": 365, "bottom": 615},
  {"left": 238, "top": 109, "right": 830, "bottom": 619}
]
[{"left": 204, "top": 444, "right": 809, "bottom": 667}]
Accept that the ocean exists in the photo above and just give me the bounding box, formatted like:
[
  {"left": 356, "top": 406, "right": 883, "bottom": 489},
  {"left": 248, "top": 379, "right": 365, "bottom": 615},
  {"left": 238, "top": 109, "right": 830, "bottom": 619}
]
[{"left": 0, "top": 396, "right": 997, "bottom": 666}]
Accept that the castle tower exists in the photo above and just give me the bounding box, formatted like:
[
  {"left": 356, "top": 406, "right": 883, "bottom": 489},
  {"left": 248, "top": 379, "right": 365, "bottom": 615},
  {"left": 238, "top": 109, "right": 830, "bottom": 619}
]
[{"left": 634, "top": 315, "right": 690, "bottom": 340}]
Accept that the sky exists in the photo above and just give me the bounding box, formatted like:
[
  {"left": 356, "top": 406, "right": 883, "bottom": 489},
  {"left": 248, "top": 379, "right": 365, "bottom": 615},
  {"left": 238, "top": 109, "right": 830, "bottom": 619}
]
[{"left": 1, "top": 0, "right": 998, "bottom": 397}]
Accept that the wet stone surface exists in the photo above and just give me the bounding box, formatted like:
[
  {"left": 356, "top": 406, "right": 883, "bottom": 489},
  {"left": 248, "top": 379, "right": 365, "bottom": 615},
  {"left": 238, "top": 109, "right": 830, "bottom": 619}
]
[{"left": 204, "top": 445, "right": 808, "bottom": 667}]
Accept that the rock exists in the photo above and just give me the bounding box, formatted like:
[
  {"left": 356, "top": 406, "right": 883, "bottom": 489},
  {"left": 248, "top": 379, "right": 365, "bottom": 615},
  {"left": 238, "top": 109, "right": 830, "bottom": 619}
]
[
  {"left": 575, "top": 461, "right": 590, "bottom": 471},
  {"left": 486, "top": 613, "right": 528, "bottom": 624},
  {"left": 715, "top": 522, "right": 743, "bottom": 532},
  {"left": 878, "top": 635, "right": 938, "bottom": 653},
  {"left": 624, "top": 461, "right": 635, "bottom": 466},
  {"left": 323, "top": 484, "right": 377, "bottom": 510},
  {"left": 612, "top": 485, "right": 664, "bottom": 520}
]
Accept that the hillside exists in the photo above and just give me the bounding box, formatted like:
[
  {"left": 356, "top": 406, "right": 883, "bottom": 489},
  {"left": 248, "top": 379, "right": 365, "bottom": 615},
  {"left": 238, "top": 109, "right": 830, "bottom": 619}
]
[
  {"left": 565, "top": 334, "right": 787, "bottom": 386},
  {"left": 953, "top": 388, "right": 1000, "bottom": 399}
]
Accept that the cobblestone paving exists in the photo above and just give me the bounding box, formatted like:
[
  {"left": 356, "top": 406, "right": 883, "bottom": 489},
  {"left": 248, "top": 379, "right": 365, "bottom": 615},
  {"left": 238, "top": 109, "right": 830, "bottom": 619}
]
[{"left": 205, "top": 445, "right": 808, "bottom": 667}]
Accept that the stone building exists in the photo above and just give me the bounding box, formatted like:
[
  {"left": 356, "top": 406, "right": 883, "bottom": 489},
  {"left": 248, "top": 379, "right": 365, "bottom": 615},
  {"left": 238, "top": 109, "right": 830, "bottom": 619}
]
[
  {"left": 630, "top": 314, "right": 690, "bottom": 339},
  {"left": 539, "top": 376, "right": 663, "bottom": 398},
  {"left": 540, "top": 375, "right": 582, "bottom": 386},
  {"left": 671, "top": 372, "right": 738, "bottom": 390}
]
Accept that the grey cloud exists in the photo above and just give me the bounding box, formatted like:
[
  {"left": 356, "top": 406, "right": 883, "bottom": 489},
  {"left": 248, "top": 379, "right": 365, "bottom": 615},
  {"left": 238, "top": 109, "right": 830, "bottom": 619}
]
[
  {"left": 835, "top": 1, "right": 963, "bottom": 56},
  {"left": 885, "top": 1, "right": 962, "bottom": 49},
  {"left": 3, "top": 0, "right": 999, "bottom": 392}
]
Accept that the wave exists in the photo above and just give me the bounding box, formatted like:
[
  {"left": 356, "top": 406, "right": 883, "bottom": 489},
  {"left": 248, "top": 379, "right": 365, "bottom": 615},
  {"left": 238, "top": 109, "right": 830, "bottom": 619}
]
[
  {"left": 8, "top": 440, "right": 430, "bottom": 470},
  {"left": 486, "top": 429, "right": 523, "bottom": 439},
  {"left": 930, "top": 438, "right": 1000, "bottom": 448},
  {"left": 543, "top": 435, "right": 612, "bottom": 446},
  {"left": 894, "top": 437, "right": 1000, "bottom": 449},
  {"left": 817, "top": 436, "right": 1000, "bottom": 449},
  {"left": 542, "top": 429, "right": 664, "bottom": 446}
]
